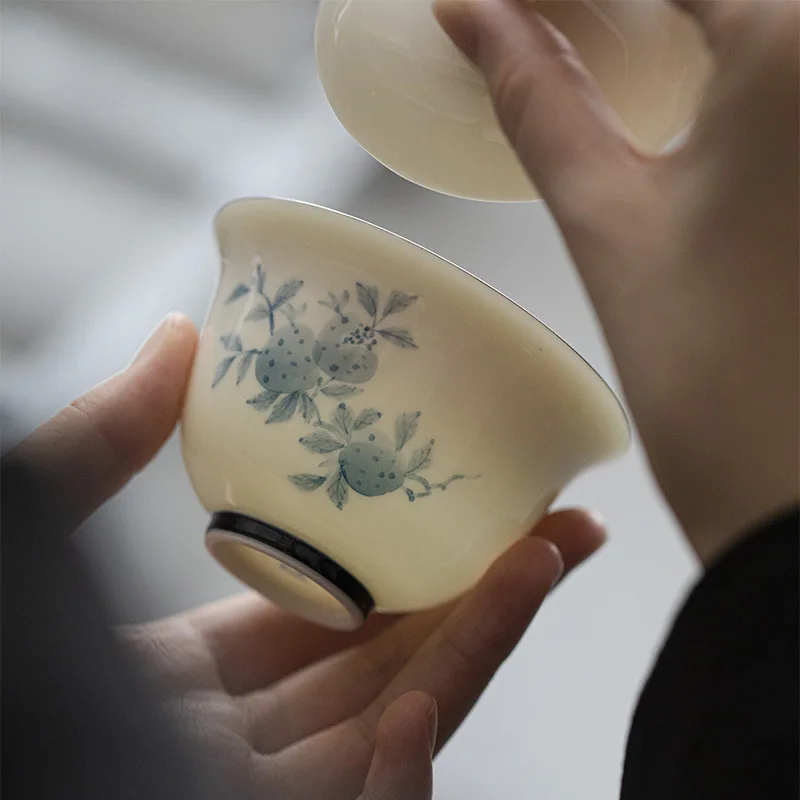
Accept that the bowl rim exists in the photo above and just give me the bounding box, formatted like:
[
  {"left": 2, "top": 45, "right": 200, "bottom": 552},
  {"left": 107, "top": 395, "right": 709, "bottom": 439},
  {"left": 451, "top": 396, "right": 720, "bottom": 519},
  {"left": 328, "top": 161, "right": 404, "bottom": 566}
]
[{"left": 213, "top": 196, "right": 631, "bottom": 441}]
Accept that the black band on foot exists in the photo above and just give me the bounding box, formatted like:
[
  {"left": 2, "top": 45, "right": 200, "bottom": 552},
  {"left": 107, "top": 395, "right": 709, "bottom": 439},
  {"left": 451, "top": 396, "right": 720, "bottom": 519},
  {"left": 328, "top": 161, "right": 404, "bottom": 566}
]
[{"left": 206, "top": 512, "right": 375, "bottom": 623}]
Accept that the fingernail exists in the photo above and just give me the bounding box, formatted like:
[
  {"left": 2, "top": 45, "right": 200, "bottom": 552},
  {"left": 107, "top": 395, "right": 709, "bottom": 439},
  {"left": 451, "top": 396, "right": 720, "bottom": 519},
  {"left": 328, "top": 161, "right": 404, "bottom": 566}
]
[
  {"left": 129, "top": 313, "right": 178, "bottom": 368},
  {"left": 588, "top": 510, "right": 606, "bottom": 529},
  {"left": 426, "top": 699, "right": 439, "bottom": 754},
  {"left": 546, "top": 540, "right": 565, "bottom": 588},
  {"left": 433, "top": 0, "right": 481, "bottom": 63}
]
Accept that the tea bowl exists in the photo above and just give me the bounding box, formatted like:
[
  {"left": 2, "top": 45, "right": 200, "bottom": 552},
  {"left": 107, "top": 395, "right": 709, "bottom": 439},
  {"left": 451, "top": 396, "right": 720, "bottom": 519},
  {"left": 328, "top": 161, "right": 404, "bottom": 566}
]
[
  {"left": 180, "top": 198, "right": 630, "bottom": 630},
  {"left": 315, "top": 0, "right": 709, "bottom": 201}
]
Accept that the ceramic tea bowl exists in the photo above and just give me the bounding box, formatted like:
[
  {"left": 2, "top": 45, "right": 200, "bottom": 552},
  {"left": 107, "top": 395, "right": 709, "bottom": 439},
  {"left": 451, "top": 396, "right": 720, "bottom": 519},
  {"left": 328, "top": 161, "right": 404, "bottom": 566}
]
[
  {"left": 315, "top": 0, "right": 709, "bottom": 201},
  {"left": 181, "top": 198, "right": 630, "bottom": 629}
]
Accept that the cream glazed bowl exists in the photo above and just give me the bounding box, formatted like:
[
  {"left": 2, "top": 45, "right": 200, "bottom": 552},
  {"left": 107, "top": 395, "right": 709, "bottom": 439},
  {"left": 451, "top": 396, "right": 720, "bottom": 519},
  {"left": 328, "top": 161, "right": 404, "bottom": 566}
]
[{"left": 181, "top": 198, "right": 630, "bottom": 630}]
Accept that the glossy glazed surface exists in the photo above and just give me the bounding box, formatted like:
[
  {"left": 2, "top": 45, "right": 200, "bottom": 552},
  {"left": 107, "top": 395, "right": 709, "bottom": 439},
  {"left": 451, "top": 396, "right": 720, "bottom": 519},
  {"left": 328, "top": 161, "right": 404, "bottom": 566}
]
[
  {"left": 181, "top": 198, "right": 630, "bottom": 626},
  {"left": 316, "top": 0, "right": 709, "bottom": 201}
]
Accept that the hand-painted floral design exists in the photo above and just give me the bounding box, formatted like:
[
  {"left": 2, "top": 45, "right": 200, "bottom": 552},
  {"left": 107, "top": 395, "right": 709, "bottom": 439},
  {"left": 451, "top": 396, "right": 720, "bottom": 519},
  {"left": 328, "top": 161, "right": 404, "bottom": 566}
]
[
  {"left": 212, "top": 258, "right": 480, "bottom": 506},
  {"left": 313, "top": 284, "right": 418, "bottom": 383},
  {"left": 288, "top": 404, "right": 480, "bottom": 509},
  {"left": 212, "top": 258, "right": 421, "bottom": 426},
  {"left": 211, "top": 258, "right": 307, "bottom": 396}
]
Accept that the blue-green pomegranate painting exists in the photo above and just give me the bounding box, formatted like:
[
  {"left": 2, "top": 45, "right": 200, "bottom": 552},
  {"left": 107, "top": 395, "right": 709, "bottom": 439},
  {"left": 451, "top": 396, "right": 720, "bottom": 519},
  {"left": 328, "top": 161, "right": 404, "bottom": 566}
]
[{"left": 213, "top": 258, "right": 479, "bottom": 507}]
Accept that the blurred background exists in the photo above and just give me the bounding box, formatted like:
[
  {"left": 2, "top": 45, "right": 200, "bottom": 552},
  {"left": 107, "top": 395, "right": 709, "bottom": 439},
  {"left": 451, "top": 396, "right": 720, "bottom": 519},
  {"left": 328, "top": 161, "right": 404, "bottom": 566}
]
[{"left": 1, "top": 1, "right": 698, "bottom": 797}]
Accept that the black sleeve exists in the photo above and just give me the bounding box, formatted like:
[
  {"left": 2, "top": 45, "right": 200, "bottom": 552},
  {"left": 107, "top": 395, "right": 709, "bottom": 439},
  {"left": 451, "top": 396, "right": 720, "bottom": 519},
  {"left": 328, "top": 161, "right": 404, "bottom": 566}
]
[{"left": 621, "top": 508, "right": 799, "bottom": 800}]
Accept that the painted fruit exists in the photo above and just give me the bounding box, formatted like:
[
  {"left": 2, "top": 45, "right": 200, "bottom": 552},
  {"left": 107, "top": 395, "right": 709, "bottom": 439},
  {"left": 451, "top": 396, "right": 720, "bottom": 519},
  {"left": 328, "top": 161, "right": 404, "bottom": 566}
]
[
  {"left": 338, "top": 431, "right": 406, "bottom": 496},
  {"left": 255, "top": 324, "right": 319, "bottom": 393},
  {"left": 314, "top": 314, "right": 379, "bottom": 383}
]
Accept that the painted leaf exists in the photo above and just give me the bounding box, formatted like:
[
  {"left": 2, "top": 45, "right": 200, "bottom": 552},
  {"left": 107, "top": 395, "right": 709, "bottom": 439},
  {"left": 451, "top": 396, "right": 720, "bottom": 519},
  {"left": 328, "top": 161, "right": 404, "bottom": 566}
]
[
  {"left": 353, "top": 408, "right": 382, "bottom": 430},
  {"left": 236, "top": 350, "right": 258, "bottom": 385},
  {"left": 321, "top": 384, "right": 362, "bottom": 398},
  {"left": 212, "top": 356, "right": 236, "bottom": 388},
  {"left": 327, "top": 472, "right": 349, "bottom": 510},
  {"left": 299, "top": 391, "right": 319, "bottom": 423},
  {"left": 318, "top": 300, "right": 334, "bottom": 311},
  {"left": 341, "top": 289, "right": 350, "bottom": 306},
  {"left": 376, "top": 327, "right": 417, "bottom": 349},
  {"left": 299, "top": 431, "right": 345, "bottom": 454},
  {"left": 272, "top": 279, "right": 304, "bottom": 310},
  {"left": 226, "top": 283, "right": 250, "bottom": 304},
  {"left": 328, "top": 292, "right": 339, "bottom": 310},
  {"left": 356, "top": 282, "right": 379, "bottom": 318},
  {"left": 247, "top": 389, "right": 280, "bottom": 411},
  {"left": 296, "top": 303, "right": 307, "bottom": 317},
  {"left": 220, "top": 333, "right": 243, "bottom": 352},
  {"left": 309, "top": 395, "right": 321, "bottom": 424},
  {"left": 289, "top": 474, "right": 326, "bottom": 491},
  {"left": 266, "top": 392, "right": 300, "bottom": 424},
  {"left": 407, "top": 439, "right": 435, "bottom": 473},
  {"left": 333, "top": 403, "right": 354, "bottom": 437},
  {"left": 246, "top": 304, "right": 271, "bottom": 322},
  {"left": 395, "top": 411, "right": 421, "bottom": 450},
  {"left": 382, "top": 290, "right": 418, "bottom": 318}
]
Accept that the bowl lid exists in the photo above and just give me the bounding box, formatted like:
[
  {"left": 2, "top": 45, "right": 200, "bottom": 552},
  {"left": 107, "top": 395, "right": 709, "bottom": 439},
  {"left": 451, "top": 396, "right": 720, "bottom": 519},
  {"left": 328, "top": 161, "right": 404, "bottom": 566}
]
[
  {"left": 315, "top": 0, "right": 534, "bottom": 201},
  {"left": 315, "top": 0, "right": 709, "bottom": 202}
]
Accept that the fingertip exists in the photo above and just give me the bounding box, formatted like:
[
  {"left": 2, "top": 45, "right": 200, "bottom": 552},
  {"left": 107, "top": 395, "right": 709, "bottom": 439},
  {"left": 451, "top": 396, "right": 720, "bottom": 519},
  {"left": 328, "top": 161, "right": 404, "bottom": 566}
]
[
  {"left": 433, "top": 0, "right": 480, "bottom": 63},
  {"left": 480, "top": 534, "right": 565, "bottom": 607},
  {"left": 364, "top": 692, "right": 435, "bottom": 799},
  {"left": 480, "top": 509, "right": 606, "bottom": 601},
  {"left": 89, "top": 311, "right": 198, "bottom": 472},
  {"left": 531, "top": 508, "right": 608, "bottom": 574},
  {"left": 587, "top": 508, "right": 607, "bottom": 529},
  {"left": 550, "top": 506, "right": 608, "bottom": 540},
  {"left": 586, "top": 510, "right": 609, "bottom": 547},
  {"left": 377, "top": 691, "right": 437, "bottom": 748},
  {"left": 168, "top": 311, "right": 200, "bottom": 345},
  {"left": 392, "top": 691, "right": 438, "bottom": 754},
  {"left": 127, "top": 313, "right": 198, "bottom": 411},
  {"left": 164, "top": 312, "right": 200, "bottom": 373},
  {"left": 129, "top": 312, "right": 198, "bottom": 372}
]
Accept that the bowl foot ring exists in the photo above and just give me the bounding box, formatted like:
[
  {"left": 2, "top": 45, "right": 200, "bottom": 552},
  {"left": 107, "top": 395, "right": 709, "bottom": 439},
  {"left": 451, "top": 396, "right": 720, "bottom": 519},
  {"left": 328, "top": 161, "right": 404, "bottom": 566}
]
[{"left": 206, "top": 512, "right": 374, "bottom": 630}]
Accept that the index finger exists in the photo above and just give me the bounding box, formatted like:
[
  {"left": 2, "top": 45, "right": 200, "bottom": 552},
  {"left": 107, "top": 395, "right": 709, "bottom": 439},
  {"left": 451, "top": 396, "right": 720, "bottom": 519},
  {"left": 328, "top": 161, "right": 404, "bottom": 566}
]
[{"left": 434, "top": 0, "right": 637, "bottom": 207}]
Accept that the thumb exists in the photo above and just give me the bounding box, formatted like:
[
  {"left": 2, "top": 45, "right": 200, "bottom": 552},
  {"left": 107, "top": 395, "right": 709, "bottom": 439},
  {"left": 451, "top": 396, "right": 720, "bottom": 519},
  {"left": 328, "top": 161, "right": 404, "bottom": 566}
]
[
  {"left": 6, "top": 313, "right": 198, "bottom": 532},
  {"left": 359, "top": 692, "right": 437, "bottom": 800},
  {"left": 433, "top": 0, "right": 638, "bottom": 213}
]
